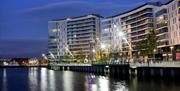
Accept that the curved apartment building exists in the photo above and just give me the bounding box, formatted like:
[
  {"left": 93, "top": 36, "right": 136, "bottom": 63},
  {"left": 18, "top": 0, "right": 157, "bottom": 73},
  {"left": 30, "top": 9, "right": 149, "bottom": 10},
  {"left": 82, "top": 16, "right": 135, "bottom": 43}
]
[
  {"left": 48, "top": 0, "right": 180, "bottom": 62},
  {"left": 48, "top": 14, "right": 102, "bottom": 61},
  {"left": 100, "top": 0, "right": 180, "bottom": 61}
]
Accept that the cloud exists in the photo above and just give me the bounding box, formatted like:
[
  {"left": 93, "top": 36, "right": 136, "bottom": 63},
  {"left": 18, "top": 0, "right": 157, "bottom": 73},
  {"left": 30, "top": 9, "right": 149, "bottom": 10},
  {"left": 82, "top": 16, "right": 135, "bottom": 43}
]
[{"left": 22, "top": 1, "right": 141, "bottom": 17}]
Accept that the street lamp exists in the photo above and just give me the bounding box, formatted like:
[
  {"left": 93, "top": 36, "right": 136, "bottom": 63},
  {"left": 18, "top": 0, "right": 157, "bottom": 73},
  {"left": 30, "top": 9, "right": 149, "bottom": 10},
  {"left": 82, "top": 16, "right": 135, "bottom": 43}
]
[
  {"left": 117, "top": 31, "right": 133, "bottom": 62},
  {"left": 153, "top": 49, "right": 156, "bottom": 62},
  {"left": 100, "top": 43, "right": 106, "bottom": 50},
  {"left": 170, "top": 46, "right": 174, "bottom": 61},
  {"left": 92, "top": 49, "right": 96, "bottom": 53}
]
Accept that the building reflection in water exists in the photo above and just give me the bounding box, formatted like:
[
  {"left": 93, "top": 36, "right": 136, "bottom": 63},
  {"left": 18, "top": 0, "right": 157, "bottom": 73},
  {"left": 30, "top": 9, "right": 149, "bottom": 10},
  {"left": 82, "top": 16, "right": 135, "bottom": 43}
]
[
  {"left": 2, "top": 69, "right": 8, "bottom": 91},
  {"left": 85, "top": 74, "right": 128, "bottom": 91},
  {"left": 0, "top": 68, "right": 180, "bottom": 91},
  {"left": 63, "top": 71, "right": 74, "bottom": 91},
  {"left": 28, "top": 68, "right": 38, "bottom": 91},
  {"left": 40, "top": 68, "right": 48, "bottom": 91},
  {"left": 49, "top": 69, "right": 56, "bottom": 91}
]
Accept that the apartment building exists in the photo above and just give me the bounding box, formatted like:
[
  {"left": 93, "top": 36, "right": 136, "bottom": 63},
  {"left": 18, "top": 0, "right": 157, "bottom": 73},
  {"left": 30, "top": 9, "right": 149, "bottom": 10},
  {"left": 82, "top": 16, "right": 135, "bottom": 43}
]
[
  {"left": 48, "top": 20, "right": 67, "bottom": 61},
  {"left": 100, "top": 18, "right": 112, "bottom": 53},
  {"left": 48, "top": 14, "right": 102, "bottom": 61},
  {"left": 67, "top": 14, "right": 102, "bottom": 56},
  {"left": 100, "top": 0, "right": 180, "bottom": 61},
  {"left": 168, "top": 0, "right": 180, "bottom": 60},
  {"left": 48, "top": 0, "right": 180, "bottom": 62}
]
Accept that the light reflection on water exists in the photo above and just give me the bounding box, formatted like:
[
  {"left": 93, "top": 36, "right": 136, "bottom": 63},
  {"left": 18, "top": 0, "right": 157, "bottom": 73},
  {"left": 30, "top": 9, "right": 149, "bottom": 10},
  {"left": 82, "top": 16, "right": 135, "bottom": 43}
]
[
  {"left": 2, "top": 69, "right": 8, "bottom": 91},
  {"left": 0, "top": 68, "right": 180, "bottom": 91}
]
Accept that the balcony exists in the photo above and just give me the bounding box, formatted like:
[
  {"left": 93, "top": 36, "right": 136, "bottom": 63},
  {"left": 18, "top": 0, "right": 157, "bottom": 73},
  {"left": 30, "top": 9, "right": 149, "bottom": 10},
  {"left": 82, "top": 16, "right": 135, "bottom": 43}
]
[
  {"left": 68, "top": 38, "right": 92, "bottom": 42},
  {"left": 68, "top": 34, "right": 92, "bottom": 39},
  {"left": 69, "top": 46, "right": 90, "bottom": 49},
  {"left": 131, "top": 24, "right": 153, "bottom": 32},
  {"left": 68, "top": 42, "right": 90, "bottom": 45},
  {"left": 121, "top": 8, "right": 153, "bottom": 21},
  {"left": 156, "top": 27, "right": 168, "bottom": 35},
  {"left": 67, "top": 22, "right": 95, "bottom": 28},
  {"left": 157, "top": 40, "right": 169, "bottom": 48},
  {"left": 156, "top": 23, "right": 168, "bottom": 29},
  {"left": 125, "top": 13, "right": 153, "bottom": 24},
  {"left": 67, "top": 30, "right": 95, "bottom": 35},
  {"left": 67, "top": 18, "right": 95, "bottom": 25},
  {"left": 130, "top": 19, "right": 153, "bottom": 28},
  {"left": 67, "top": 26, "right": 95, "bottom": 32}
]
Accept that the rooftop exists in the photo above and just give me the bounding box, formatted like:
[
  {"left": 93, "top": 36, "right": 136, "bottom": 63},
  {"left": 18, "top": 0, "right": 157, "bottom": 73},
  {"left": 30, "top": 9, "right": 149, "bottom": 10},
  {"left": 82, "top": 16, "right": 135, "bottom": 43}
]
[{"left": 50, "top": 14, "right": 103, "bottom": 21}]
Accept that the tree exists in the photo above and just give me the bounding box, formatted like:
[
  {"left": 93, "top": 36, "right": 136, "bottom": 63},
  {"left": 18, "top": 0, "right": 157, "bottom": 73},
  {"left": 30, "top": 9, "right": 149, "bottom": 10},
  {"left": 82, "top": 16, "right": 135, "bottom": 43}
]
[{"left": 136, "top": 31, "right": 158, "bottom": 58}]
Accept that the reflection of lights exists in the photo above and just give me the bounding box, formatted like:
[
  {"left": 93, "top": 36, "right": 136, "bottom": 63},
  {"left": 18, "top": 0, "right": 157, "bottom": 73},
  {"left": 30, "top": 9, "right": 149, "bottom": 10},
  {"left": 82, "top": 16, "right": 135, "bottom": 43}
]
[
  {"left": 98, "top": 77, "right": 109, "bottom": 91},
  {"left": 113, "top": 81, "right": 128, "bottom": 91},
  {"left": 92, "top": 84, "right": 98, "bottom": 91},
  {"left": 2, "top": 69, "right": 8, "bottom": 91},
  {"left": 41, "top": 68, "right": 47, "bottom": 91},
  {"left": 29, "top": 68, "right": 38, "bottom": 91},
  {"left": 63, "top": 71, "right": 73, "bottom": 91},
  {"left": 49, "top": 70, "right": 56, "bottom": 91}
]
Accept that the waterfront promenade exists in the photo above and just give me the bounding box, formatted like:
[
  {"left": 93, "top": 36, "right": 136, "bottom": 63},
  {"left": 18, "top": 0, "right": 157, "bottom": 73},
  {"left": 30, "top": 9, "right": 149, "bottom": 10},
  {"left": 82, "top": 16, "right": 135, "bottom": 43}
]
[
  {"left": 48, "top": 61, "right": 180, "bottom": 78},
  {"left": 49, "top": 61, "right": 180, "bottom": 68}
]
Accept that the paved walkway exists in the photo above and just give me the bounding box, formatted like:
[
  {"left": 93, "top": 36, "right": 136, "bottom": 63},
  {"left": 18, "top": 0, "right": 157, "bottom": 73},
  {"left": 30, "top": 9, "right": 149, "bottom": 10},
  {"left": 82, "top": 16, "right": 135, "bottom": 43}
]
[{"left": 130, "top": 61, "right": 180, "bottom": 68}]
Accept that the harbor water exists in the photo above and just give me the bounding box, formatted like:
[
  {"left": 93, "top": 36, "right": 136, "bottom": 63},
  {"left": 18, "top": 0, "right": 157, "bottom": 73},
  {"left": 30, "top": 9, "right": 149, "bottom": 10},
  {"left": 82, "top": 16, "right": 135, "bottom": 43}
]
[{"left": 0, "top": 68, "right": 180, "bottom": 91}]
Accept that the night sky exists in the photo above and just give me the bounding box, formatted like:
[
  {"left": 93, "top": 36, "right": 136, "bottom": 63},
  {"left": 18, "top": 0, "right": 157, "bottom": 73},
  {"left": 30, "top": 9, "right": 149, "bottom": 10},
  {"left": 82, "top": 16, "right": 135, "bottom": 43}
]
[{"left": 0, "top": 0, "right": 169, "bottom": 58}]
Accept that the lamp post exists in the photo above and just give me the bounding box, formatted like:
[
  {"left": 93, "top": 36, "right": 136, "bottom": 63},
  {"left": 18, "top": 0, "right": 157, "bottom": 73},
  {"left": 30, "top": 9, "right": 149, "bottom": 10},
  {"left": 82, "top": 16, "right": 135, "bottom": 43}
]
[
  {"left": 89, "top": 40, "right": 95, "bottom": 64},
  {"left": 153, "top": 49, "right": 156, "bottom": 62},
  {"left": 170, "top": 46, "right": 174, "bottom": 61},
  {"left": 117, "top": 31, "right": 133, "bottom": 62}
]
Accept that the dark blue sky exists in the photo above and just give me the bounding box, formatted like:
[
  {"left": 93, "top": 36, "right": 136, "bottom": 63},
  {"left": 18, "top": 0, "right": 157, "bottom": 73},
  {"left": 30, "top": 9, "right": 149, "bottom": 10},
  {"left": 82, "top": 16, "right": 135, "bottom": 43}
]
[{"left": 0, "top": 0, "right": 168, "bottom": 58}]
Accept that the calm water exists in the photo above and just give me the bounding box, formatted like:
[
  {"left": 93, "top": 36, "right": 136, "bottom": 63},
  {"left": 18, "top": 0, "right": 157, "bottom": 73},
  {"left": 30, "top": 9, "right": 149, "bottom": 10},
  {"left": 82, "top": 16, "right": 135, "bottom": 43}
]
[{"left": 0, "top": 68, "right": 180, "bottom": 91}]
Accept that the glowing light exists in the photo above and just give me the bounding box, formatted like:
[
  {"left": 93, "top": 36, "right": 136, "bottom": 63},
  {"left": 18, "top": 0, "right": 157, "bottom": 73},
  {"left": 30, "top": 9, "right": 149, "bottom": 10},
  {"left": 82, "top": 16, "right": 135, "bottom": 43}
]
[
  {"left": 98, "top": 77, "right": 109, "bottom": 91},
  {"left": 52, "top": 29, "right": 59, "bottom": 32},
  {"left": 66, "top": 18, "right": 71, "bottom": 20},
  {"left": 118, "top": 31, "right": 125, "bottom": 37},
  {"left": 114, "top": 25, "right": 117, "bottom": 28},
  {"left": 92, "top": 49, "right": 96, "bottom": 53},
  {"left": 100, "top": 43, "right": 106, "bottom": 50},
  {"left": 42, "top": 54, "right": 48, "bottom": 60},
  {"left": 104, "top": 29, "right": 108, "bottom": 31},
  {"left": 73, "top": 35, "right": 77, "bottom": 38},
  {"left": 153, "top": 49, "right": 156, "bottom": 52},
  {"left": 159, "top": 16, "right": 164, "bottom": 20},
  {"left": 170, "top": 46, "right": 174, "bottom": 49}
]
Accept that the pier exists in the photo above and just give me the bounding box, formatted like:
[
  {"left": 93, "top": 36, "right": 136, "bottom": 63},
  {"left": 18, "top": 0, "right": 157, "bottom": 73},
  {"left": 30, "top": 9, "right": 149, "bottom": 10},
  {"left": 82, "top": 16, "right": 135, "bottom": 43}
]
[{"left": 48, "top": 61, "right": 180, "bottom": 79}]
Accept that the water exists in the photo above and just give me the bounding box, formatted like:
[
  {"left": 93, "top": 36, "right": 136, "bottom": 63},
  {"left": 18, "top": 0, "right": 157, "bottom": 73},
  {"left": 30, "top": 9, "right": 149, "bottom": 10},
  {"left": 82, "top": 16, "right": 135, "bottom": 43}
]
[{"left": 0, "top": 68, "right": 180, "bottom": 91}]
